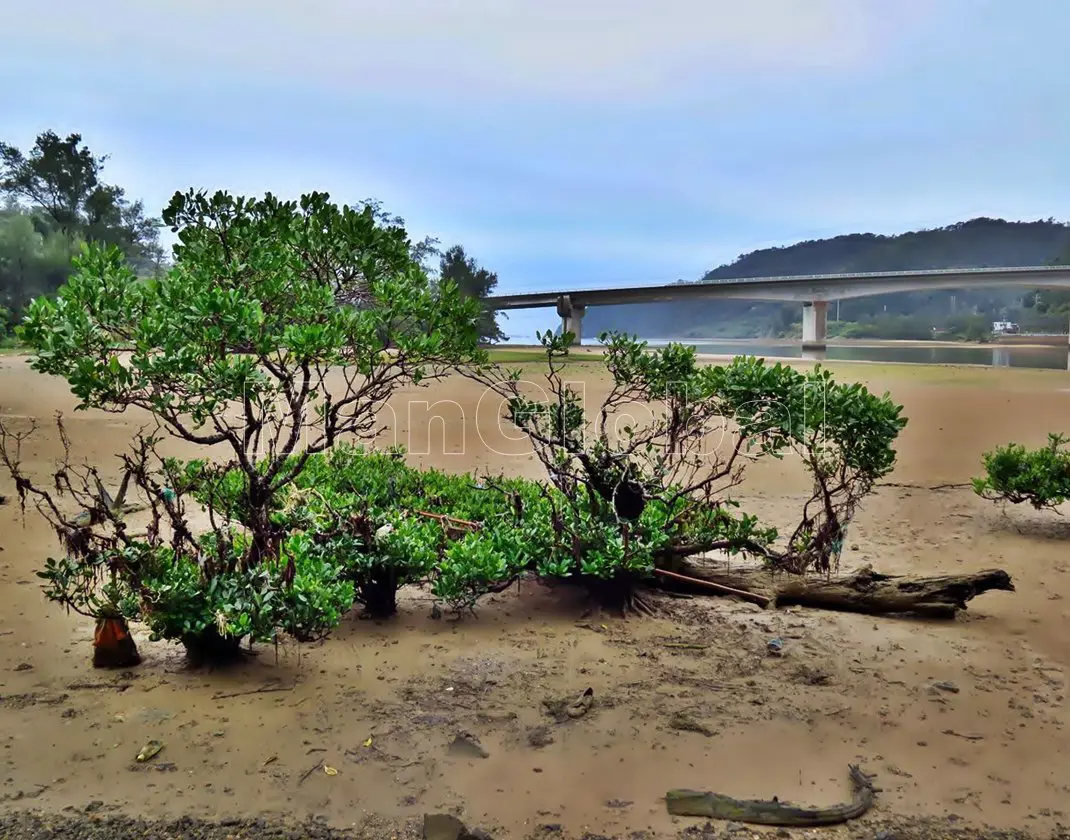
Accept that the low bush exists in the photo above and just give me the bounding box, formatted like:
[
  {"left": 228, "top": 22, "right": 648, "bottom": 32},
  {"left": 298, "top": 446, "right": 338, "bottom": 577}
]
[
  {"left": 133, "top": 532, "right": 353, "bottom": 655},
  {"left": 32, "top": 496, "right": 356, "bottom": 664},
  {"left": 277, "top": 445, "right": 776, "bottom": 613},
  {"left": 974, "top": 433, "right": 1070, "bottom": 511},
  {"left": 278, "top": 446, "right": 543, "bottom": 615}
]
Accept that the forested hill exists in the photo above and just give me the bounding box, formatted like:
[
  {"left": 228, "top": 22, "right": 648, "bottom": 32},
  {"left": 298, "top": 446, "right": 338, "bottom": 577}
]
[{"left": 584, "top": 218, "right": 1070, "bottom": 340}]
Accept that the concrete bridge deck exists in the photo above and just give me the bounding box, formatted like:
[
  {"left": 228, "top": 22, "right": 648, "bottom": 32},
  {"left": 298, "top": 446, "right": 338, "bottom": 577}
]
[{"left": 485, "top": 265, "right": 1070, "bottom": 349}]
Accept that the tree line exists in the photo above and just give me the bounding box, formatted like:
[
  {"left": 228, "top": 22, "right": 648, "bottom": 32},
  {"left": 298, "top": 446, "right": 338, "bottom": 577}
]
[{"left": 0, "top": 131, "right": 505, "bottom": 342}]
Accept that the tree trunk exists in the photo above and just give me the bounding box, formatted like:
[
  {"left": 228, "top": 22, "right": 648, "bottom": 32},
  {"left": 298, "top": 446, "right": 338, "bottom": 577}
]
[
  {"left": 665, "top": 563, "right": 1014, "bottom": 618},
  {"left": 182, "top": 627, "right": 246, "bottom": 667},
  {"left": 357, "top": 565, "right": 400, "bottom": 620},
  {"left": 93, "top": 617, "right": 142, "bottom": 668}
]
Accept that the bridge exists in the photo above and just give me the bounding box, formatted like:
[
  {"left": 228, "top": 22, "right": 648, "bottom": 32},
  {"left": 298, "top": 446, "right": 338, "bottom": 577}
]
[{"left": 485, "top": 265, "right": 1070, "bottom": 350}]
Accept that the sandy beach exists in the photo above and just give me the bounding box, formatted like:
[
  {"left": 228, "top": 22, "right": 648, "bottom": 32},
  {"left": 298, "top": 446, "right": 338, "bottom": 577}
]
[{"left": 2, "top": 353, "right": 1069, "bottom": 839}]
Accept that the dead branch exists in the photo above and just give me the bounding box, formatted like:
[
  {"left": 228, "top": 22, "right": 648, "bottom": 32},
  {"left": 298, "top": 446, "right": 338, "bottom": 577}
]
[
  {"left": 412, "top": 510, "right": 481, "bottom": 531},
  {"left": 652, "top": 567, "right": 771, "bottom": 607},
  {"left": 211, "top": 685, "right": 294, "bottom": 700}
]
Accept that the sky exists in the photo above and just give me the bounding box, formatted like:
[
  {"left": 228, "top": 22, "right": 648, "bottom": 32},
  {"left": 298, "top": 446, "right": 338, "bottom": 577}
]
[{"left": 3, "top": 0, "right": 1069, "bottom": 339}]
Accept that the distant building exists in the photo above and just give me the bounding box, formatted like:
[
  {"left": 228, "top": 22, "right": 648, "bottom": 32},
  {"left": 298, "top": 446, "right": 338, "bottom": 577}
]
[{"left": 992, "top": 321, "right": 1020, "bottom": 335}]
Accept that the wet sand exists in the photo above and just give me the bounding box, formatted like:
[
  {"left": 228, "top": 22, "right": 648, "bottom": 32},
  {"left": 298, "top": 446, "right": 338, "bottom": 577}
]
[{"left": 2, "top": 354, "right": 1069, "bottom": 839}]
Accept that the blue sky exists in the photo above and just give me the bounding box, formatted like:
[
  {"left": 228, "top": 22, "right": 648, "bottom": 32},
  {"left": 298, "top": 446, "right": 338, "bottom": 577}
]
[{"left": 3, "top": 0, "right": 1069, "bottom": 339}]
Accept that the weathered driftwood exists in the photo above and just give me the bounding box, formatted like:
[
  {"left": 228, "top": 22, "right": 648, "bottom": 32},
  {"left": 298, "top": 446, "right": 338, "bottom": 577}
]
[
  {"left": 666, "top": 563, "right": 1014, "bottom": 618},
  {"left": 666, "top": 763, "right": 877, "bottom": 826}
]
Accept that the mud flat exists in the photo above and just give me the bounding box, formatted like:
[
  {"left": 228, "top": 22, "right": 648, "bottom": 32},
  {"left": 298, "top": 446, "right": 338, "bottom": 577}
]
[{"left": 2, "top": 354, "right": 1070, "bottom": 839}]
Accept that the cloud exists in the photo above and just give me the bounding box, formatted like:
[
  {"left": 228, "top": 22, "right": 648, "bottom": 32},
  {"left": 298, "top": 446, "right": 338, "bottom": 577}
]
[{"left": 11, "top": 0, "right": 931, "bottom": 103}]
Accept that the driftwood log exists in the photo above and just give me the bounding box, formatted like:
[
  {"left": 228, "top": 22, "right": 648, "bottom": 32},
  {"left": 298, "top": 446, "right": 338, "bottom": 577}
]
[
  {"left": 661, "top": 563, "right": 1014, "bottom": 618},
  {"left": 666, "top": 763, "right": 877, "bottom": 826}
]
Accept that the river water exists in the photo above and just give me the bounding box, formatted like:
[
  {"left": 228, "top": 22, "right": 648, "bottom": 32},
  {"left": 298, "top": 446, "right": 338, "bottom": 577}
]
[{"left": 628, "top": 340, "right": 1070, "bottom": 371}]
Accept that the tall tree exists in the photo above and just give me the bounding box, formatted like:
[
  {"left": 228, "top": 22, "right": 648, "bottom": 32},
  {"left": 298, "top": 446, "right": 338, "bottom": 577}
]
[
  {"left": 0, "top": 131, "right": 162, "bottom": 272},
  {"left": 0, "top": 131, "right": 100, "bottom": 233},
  {"left": 438, "top": 244, "right": 506, "bottom": 342}
]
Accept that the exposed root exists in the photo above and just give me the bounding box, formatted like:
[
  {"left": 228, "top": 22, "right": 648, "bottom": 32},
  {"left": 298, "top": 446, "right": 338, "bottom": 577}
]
[{"left": 627, "top": 589, "right": 659, "bottom": 617}]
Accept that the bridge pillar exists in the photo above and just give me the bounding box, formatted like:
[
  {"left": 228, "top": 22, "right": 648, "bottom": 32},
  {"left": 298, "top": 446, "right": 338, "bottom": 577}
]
[
  {"left": 556, "top": 295, "right": 585, "bottom": 345},
  {"left": 801, "top": 301, "right": 828, "bottom": 351}
]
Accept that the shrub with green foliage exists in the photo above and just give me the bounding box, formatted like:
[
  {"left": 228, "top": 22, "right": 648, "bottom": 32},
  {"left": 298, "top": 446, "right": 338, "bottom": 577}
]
[
  {"left": 280, "top": 446, "right": 704, "bottom": 612},
  {"left": 36, "top": 548, "right": 141, "bottom": 622},
  {"left": 274, "top": 448, "right": 444, "bottom": 617},
  {"left": 191, "top": 441, "right": 763, "bottom": 614},
  {"left": 181, "top": 443, "right": 547, "bottom": 616},
  {"left": 280, "top": 446, "right": 541, "bottom": 615},
  {"left": 768, "top": 364, "right": 908, "bottom": 572},
  {"left": 974, "top": 433, "right": 1070, "bottom": 511},
  {"left": 132, "top": 531, "right": 354, "bottom": 660}
]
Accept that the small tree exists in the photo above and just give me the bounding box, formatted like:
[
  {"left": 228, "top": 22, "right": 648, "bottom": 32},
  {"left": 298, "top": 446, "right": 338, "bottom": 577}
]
[
  {"left": 467, "top": 331, "right": 905, "bottom": 608},
  {"left": 773, "top": 366, "right": 906, "bottom": 573},
  {"left": 5, "top": 189, "right": 484, "bottom": 663},
  {"left": 0, "top": 417, "right": 146, "bottom": 666}
]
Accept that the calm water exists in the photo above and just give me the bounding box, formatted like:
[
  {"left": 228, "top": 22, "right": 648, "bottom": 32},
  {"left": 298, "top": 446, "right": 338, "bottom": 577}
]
[
  {"left": 678, "top": 341, "right": 1070, "bottom": 370},
  {"left": 503, "top": 335, "right": 1070, "bottom": 370}
]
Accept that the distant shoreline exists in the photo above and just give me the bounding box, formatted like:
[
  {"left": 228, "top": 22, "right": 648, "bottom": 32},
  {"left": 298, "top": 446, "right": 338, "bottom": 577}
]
[{"left": 593, "top": 336, "right": 1070, "bottom": 350}]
